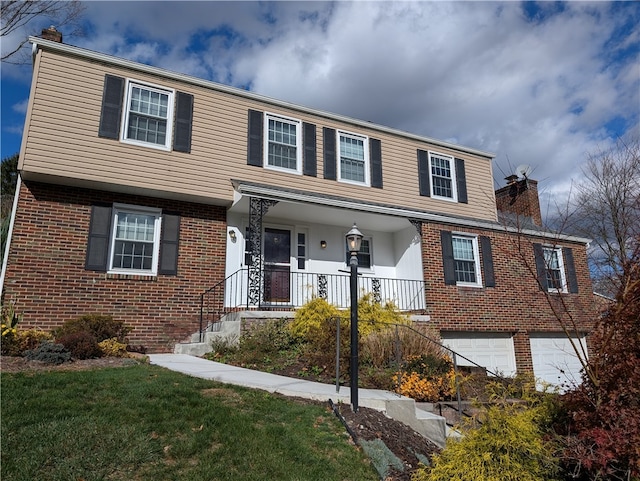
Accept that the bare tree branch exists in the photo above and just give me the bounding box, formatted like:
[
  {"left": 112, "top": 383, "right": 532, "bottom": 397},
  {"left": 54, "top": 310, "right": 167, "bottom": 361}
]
[{"left": 1, "top": 0, "right": 85, "bottom": 63}]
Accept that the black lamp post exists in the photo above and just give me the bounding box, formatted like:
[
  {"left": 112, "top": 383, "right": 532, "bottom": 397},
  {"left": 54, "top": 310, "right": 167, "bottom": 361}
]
[{"left": 345, "top": 223, "right": 363, "bottom": 412}]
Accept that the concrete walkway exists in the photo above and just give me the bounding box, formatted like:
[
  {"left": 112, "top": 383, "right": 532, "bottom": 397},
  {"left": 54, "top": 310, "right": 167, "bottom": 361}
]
[
  {"left": 148, "top": 353, "right": 405, "bottom": 410},
  {"left": 148, "top": 353, "right": 448, "bottom": 447}
]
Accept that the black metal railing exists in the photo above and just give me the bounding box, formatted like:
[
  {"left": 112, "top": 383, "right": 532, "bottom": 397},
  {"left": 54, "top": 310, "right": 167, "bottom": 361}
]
[{"left": 199, "top": 268, "right": 427, "bottom": 340}]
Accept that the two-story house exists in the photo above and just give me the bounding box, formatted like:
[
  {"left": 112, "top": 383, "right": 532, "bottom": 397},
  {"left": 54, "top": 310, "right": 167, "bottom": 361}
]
[{"left": 1, "top": 32, "right": 596, "bottom": 387}]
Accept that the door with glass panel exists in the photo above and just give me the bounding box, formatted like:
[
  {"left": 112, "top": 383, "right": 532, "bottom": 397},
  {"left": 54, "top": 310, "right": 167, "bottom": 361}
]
[{"left": 263, "top": 228, "right": 291, "bottom": 303}]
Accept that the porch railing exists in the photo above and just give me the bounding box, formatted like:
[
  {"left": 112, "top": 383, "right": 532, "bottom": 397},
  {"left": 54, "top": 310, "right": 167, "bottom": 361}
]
[{"left": 199, "top": 268, "right": 427, "bottom": 339}]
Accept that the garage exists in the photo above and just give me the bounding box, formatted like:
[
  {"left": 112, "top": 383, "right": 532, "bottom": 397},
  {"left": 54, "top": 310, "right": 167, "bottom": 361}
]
[
  {"left": 441, "top": 332, "right": 517, "bottom": 376},
  {"left": 529, "top": 334, "right": 587, "bottom": 390}
]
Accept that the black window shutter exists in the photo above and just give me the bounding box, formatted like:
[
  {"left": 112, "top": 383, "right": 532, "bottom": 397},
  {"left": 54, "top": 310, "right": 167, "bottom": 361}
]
[
  {"left": 323, "top": 127, "right": 336, "bottom": 180},
  {"left": 417, "top": 150, "right": 431, "bottom": 197},
  {"left": 159, "top": 214, "right": 180, "bottom": 275},
  {"left": 480, "top": 236, "right": 495, "bottom": 287},
  {"left": 247, "top": 109, "right": 263, "bottom": 167},
  {"left": 533, "top": 243, "right": 546, "bottom": 291},
  {"left": 441, "top": 230, "right": 456, "bottom": 285},
  {"left": 455, "top": 158, "right": 468, "bottom": 204},
  {"left": 98, "top": 75, "right": 124, "bottom": 139},
  {"left": 563, "top": 247, "right": 578, "bottom": 293},
  {"left": 370, "top": 138, "right": 383, "bottom": 188},
  {"left": 85, "top": 205, "right": 112, "bottom": 271},
  {"left": 173, "top": 91, "right": 193, "bottom": 153},
  {"left": 303, "top": 122, "right": 317, "bottom": 177}
]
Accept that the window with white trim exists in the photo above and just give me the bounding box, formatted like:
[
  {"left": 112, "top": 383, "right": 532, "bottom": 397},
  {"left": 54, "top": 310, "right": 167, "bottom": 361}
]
[
  {"left": 108, "top": 205, "right": 162, "bottom": 275},
  {"left": 122, "top": 81, "right": 174, "bottom": 150},
  {"left": 429, "top": 152, "right": 457, "bottom": 201},
  {"left": 338, "top": 131, "right": 369, "bottom": 185},
  {"left": 452, "top": 234, "right": 482, "bottom": 287},
  {"left": 264, "top": 113, "right": 302, "bottom": 173},
  {"left": 543, "top": 246, "right": 567, "bottom": 292},
  {"left": 345, "top": 237, "right": 373, "bottom": 269}
]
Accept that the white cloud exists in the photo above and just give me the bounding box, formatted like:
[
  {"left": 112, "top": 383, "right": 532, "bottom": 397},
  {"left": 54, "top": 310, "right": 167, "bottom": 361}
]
[{"left": 4, "top": 1, "right": 638, "bottom": 220}]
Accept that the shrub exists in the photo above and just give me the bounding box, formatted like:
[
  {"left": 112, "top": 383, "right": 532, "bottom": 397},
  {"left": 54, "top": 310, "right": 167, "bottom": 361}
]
[
  {"left": 1, "top": 299, "right": 22, "bottom": 355},
  {"left": 412, "top": 384, "right": 560, "bottom": 481},
  {"left": 290, "top": 297, "right": 342, "bottom": 341},
  {"left": 98, "top": 338, "right": 129, "bottom": 357},
  {"left": 394, "top": 354, "right": 456, "bottom": 402},
  {"left": 24, "top": 341, "right": 71, "bottom": 365},
  {"left": 16, "top": 329, "right": 54, "bottom": 353},
  {"left": 362, "top": 324, "right": 444, "bottom": 369},
  {"left": 57, "top": 331, "right": 102, "bottom": 359},
  {"left": 53, "top": 314, "right": 130, "bottom": 343},
  {"left": 356, "top": 293, "right": 411, "bottom": 336}
]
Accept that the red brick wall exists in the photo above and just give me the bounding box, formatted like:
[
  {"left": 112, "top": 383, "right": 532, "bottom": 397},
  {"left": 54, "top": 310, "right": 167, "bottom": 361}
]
[
  {"left": 421, "top": 222, "right": 596, "bottom": 373},
  {"left": 2, "top": 181, "right": 227, "bottom": 352}
]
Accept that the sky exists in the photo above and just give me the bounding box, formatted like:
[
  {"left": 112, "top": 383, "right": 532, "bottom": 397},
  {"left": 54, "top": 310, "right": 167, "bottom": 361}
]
[{"left": 1, "top": 1, "right": 639, "bottom": 217}]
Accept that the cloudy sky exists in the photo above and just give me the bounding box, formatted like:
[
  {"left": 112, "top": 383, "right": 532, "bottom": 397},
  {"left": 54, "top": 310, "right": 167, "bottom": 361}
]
[{"left": 2, "top": 1, "right": 638, "bottom": 216}]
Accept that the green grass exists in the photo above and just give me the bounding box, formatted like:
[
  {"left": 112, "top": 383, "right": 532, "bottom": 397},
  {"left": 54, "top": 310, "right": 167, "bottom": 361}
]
[{"left": 1, "top": 364, "right": 378, "bottom": 481}]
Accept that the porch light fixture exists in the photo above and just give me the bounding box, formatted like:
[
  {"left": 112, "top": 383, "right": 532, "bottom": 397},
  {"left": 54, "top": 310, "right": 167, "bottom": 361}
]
[
  {"left": 320, "top": 240, "right": 327, "bottom": 249},
  {"left": 228, "top": 229, "right": 236, "bottom": 242},
  {"left": 345, "top": 223, "right": 363, "bottom": 412}
]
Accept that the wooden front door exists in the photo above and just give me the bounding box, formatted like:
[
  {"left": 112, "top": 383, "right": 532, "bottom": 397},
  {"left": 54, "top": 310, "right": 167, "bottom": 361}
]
[{"left": 263, "top": 228, "right": 291, "bottom": 302}]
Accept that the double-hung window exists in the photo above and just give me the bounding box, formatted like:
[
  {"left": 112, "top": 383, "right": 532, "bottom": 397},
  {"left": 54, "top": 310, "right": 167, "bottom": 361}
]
[
  {"left": 108, "top": 205, "right": 162, "bottom": 275},
  {"left": 345, "top": 237, "right": 372, "bottom": 269},
  {"left": 338, "top": 131, "right": 369, "bottom": 185},
  {"left": 452, "top": 234, "right": 482, "bottom": 287},
  {"left": 429, "top": 152, "right": 457, "bottom": 201},
  {"left": 122, "top": 81, "right": 174, "bottom": 150},
  {"left": 265, "top": 113, "right": 302, "bottom": 173},
  {"left": 542, "top": 246, "right": 567, "bottom": 292}
]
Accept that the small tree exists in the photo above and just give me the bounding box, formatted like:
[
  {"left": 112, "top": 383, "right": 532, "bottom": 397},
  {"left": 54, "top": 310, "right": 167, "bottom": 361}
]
[
  {"left": 558, "top": 246, "right": 640, "bottom": 480},
  {"left": 569, "top": 136, "right": 640, "bottom": 297}
]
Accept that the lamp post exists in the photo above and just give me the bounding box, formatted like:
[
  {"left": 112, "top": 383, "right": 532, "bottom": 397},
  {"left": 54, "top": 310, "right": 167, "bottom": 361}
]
[{"left": 345, "top": 223, "right": 363, "bottom": 412}]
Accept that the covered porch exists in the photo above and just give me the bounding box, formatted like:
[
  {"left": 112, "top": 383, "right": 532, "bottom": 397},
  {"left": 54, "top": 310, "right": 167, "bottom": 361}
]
[{"left": 200, "top": 181, "right": 428, "bottom": 332}]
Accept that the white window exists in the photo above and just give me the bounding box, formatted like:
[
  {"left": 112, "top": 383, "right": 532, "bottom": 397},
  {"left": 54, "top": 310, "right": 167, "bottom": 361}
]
[
  {"left": 338, "top": 131, "right": 369, "bottom": 185},
  {"left": 108, "top": 205, "right": 162, "bottom": 275},
  {"left": 122, "top": 81, "right": 174, "bottom": 150},
  {"left": 543, "top": 246, "right": 567, "bottom": 292},
  {"left": 452, "top": 234, "right": 482, "bottom": 287},
  {"left": 345, "top": 237, "right": 373, "bottom": 269},
  {"left": 429, "top": 152, "right": 457, "bottom": 201},
  {"left": 264, "top": 113, "right": 302, "bottom": 173}
]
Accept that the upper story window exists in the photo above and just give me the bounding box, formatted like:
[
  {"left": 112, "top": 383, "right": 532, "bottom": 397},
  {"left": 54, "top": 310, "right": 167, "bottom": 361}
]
[
  {"left": 108, "top": 204, "right": 162, "bottom": 275},
  {"left": 429, "top": 152, "right": 457, "bottom": 201},
  {"left": 99, "top": 75, "right": 193, "bottom": 153},
  {"left": 417, "top": 150, "right": 468, "bottom": 203},
  {"left": 122, "top": 81, "right": 174, "bottom": 150},
  {"left": 265, "top": 113, "right": 302, "bottom": 173},
  {"left": 452, "top": 234, "right": 482, "bottom": 287},
  {"left": 338, "top": 131, "right": 369, "bottom": 186}
]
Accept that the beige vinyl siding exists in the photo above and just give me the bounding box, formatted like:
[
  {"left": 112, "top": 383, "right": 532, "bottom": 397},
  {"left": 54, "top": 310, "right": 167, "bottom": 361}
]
[{"left": 21, "top": 49, "right": 497, "bottom": 221}]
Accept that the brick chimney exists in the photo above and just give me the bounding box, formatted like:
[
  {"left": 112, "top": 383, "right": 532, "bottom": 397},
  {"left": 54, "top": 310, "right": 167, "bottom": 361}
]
[
  {"left": 495, "top": 175, "right": 543, "bottom": 226},
  {"left": 41, "top": 26, "right": 62, "bottom": 43}
]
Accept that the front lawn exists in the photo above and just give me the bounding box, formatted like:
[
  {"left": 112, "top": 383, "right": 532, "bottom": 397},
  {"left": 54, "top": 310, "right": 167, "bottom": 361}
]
[{"left": 1, "top": 364, "right": 378, "bottom": 481}]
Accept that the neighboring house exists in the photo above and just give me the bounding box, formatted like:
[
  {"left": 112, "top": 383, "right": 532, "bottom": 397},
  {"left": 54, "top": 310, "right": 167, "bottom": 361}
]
[{"left": 0, "top": 32, "right": 597, "bottom": 387}]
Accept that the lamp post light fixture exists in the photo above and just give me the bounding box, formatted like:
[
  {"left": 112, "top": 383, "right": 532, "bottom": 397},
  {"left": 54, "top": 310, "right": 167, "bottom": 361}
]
[{"left": 345, "top": 223, "right": 363, "bottom": 412}]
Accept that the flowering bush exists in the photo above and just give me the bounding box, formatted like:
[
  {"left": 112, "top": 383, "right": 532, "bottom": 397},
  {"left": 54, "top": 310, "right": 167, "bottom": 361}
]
[{"left": 394, "top": 354, "right": 456, "bottom": 402}]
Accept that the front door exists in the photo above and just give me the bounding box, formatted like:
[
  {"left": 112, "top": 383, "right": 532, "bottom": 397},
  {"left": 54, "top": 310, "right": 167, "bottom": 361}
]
[{"left": 263, "top": 228, "right": 291, "bottom": 303}]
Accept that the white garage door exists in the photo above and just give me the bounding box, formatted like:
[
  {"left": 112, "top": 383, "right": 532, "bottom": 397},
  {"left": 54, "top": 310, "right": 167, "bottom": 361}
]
[
  {"left": 441, "top": 332, "right": 517, "bottom": 376},
  {"left": 530, "top": 334, "right": 587, "bottom": 390}
]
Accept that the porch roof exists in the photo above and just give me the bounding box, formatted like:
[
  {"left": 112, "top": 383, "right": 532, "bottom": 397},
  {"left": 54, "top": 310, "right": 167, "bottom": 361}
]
[{"left": 232, "top": 179, "right": 592, "bottom": 245}]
